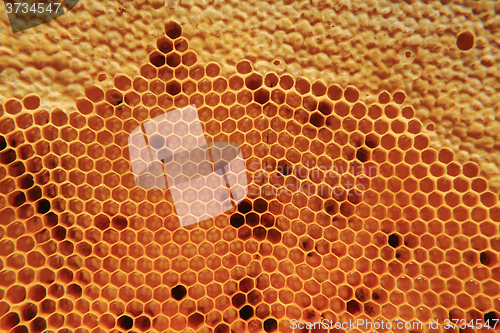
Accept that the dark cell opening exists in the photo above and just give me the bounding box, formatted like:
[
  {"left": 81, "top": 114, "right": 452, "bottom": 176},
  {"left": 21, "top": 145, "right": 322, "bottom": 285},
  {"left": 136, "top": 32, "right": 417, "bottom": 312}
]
[
  {"left": 378, "top": 92, "right": 391, "bottom": 104},
  {"left": 167, "top": 53, "right": 181, "bottom": 67},
  {"left": 108, "top": 94, "right": 122, "bottom": 106},
  {"left": 57, "top": 269, "right": 73, "bottom": 284},
  {"left": 149, "top": 134, "right": 165, "bottom": 149},
  {"left": 51, "top": 226, "right": 66, "bottom": 241},
  {"left": 480, "top": 251, "right": 495, "bottom": 266},
  {"left": 239, "top": 278, "right": 254, "bottom": 293},
  {"left": 44, "top": 184, "right": 57, "bottom": 198},
  {"left": 35, "top": 170, "right": 50, "bottom": 186},
  {"left": 135, "top": 316, "right": 151, "bottom": 331},
  {"left": 166, "top": 81, "right": 181, "bottom": 95},
  {"left": 165, "top": 21, "right": 182, "bottom": 39},
  {"left": 18, "top": 174, "right": 34, "bottom": 189},
  {"left": 238, "top": 199, "right": 252, "bottom": 214},
  {"left": 188, "top": 313, "right": 205, "bottom": 328},
  {"left": 232, "top": 293, "right": 246, "bottom": 308},
  {"left": 364, "top": 302, "right": 377, "bottom": 316},
  {"left": 299, "top": 237, "right": 314, "bottom": 252},
  {"left": 158, "top": 148, "right": 173, "bottom": 164},
  {"left": 238, "top": 226, "right": 252, "bottom": 241},
  {"left": 149, "top": 52, "right": 166, "bottom": 68},
  {"left": 325, "top": 200, "right": 338, "bottom": 215},
  {"left": 365, "top": 134, "right": 379, "bottom": 148},
  {"left": 27, "top": 186, "right": 42, "bottom": 202},
  {"left": 254, "top": 89, "right": 270, "bottom": 105},
  {"left": 230, "top": 213, "right": 245, "bottom": 228},
  {"left": 264, "top": 318, "right": 278, "bottom": 332},
  {"left": 318, "top": 101, "right": 333, "bottom": 115},
  {"left": 10, "top": 191, "right": 26, "bottom": 207},
  {"left": 36, "top": 199, "right": 51, "bottom": 214},
  {"left": 3, "top": 312, "right": 20, "bottom": 329},
  {"left": 94, "top": 214, "right": 110, "bottom": 230},
  {"left": 0, "top": 136, "right": 6, "bottom": 151},
  {"left": 21, "top": 303, "right": 38, "bottom": 321},
  {"left": 267, "top": 229, "right": 282, "bottom": 244},
  {"left": 112, "top": 215, "right": 128, "bottom": 230},
  {"left": 215, "top": 323, "right": 230, "bottom": 333},
  {"left": 346, "top": 300, "right": 362, "bottom": 315},
  {"left": 253, "top": 227, "right": 267, "bottom": 241},
  {"left": 29, "top": 285, "right": 46, "bottom": 301},
  {"left": 457, "top": 31, "right": 474, "bottom": 51},
  {"left": 484, "top": 311, "right": 500, "bottom": 328},
  {"left": 388, "top": 234, "right": 400, "bottom": 248},
  {"left": 253, "top": 198, "right": 268, "bottom": 213},
  {"left": 277, "top": 160, "right": 292, "bottom": 176},
  {"left": 18, "top": 145, "right": 34, "bottom": 160},
  {"left": 340, "top": 202, "right": 354, "bottom": 217},
  {"left": 246, "top": 213, "right": 259, "bottom": 227},
  {"left": 12, "top": 325, "right": 28, "bottom": 333},
  {"left": 247, "top": 290, "right": 262, "bottom": 305},
  {"left": 261, "top": 213, "right": 274, "bottom": 227},
  {"left": 310, "top": 112, "right": 325, "bottom": 127},
  {"left": 157, "top": 37, "right": 174, "bottom": 54},
  {"left": 44, "top": 212, "right": 58, "bottom": 227},
  {"left": 303, "top": 308, "right": 317, "bottom": 321},
  {"left": 355, "top": 287, "right": 369, "bottom": 302},
  {"left": 30, "top": 317, "right": 47, "bottom": 332},
  {"left": 245, "top": 74, "right": 263, "bottom": 90},
  {"left": 356, "top": 148, "right": 370, "bottom": 162},
  {"left": 117, "top": 315, "right": 134, "bottom": 330},
  {"left": 174, "top": 39, "right": 189, "bottom": 52},
  {"left": 239, "top": 305, "right": 254, "bottom": 320},
  {"left": 0, "top": 149, "right": 17, "bottom": 164},
  {"left": 347, "top": 190, "right": 362, "bottom": 205},
  {"left": 171, "top": 285, "right": 187, "bottom": 300},
  {"left": 67, "top": 284, "right": 82, "bottom": 298}
]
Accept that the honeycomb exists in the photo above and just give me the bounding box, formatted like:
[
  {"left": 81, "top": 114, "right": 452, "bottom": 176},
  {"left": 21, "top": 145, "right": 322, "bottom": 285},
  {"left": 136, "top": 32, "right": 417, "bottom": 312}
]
[{"left": 0, "top": 20, "right": 499, "bottom": 333}]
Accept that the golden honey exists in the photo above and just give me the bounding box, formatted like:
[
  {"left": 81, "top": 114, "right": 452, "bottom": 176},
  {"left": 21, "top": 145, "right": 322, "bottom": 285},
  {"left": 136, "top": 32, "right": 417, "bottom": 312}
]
[{"left": 0, "top": 7, "right": 499, "bottom": 333}]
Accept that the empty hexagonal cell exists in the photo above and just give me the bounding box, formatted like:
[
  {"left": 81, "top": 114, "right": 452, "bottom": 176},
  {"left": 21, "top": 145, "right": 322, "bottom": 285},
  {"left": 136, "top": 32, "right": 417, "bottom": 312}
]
[
  {"left": 156, "top": 35, "right": 174, "bottom": 54},
  {"left": 5, "top": 99, "right": 23, "bottom": 115},
  {"left": 236, "top": 60, "right": 252, "bottom": 75},
  {"left": 243, "top": 73, "right": 262, "bottom": 90},
  {"left": 83, "top": 85, "right": 104, "bottom": 103},
  {"left": 165, "top": 20, "right": 182, "bottom": 39}
]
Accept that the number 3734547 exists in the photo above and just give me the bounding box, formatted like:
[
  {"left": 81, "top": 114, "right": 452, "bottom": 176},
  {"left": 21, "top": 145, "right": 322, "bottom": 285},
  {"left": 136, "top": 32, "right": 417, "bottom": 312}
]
[
  {"left": 5, "top": 2, "right": 62, "bottom": 14},
  {"left": 443, "top": 319, "right": 499, "bottom": 330}
]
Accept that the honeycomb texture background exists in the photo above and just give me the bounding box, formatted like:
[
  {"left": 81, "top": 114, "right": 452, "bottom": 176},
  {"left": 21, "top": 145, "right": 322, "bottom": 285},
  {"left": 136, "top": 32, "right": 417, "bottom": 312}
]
[
  {"left": 0, "top": 21, "right": 499, "bottom": 333},
  {"left": 1, "top": 0, "right": 500, "bottom": 189}
]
